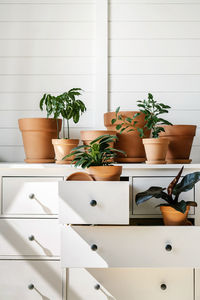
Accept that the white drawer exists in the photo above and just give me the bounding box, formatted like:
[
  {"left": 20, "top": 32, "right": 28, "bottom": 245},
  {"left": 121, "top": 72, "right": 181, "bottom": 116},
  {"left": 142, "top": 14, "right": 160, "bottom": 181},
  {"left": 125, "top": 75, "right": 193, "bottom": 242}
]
[
  {"left": 61, "top": 225, "right": 200, "bottom": 268},
  {"left": 59, "top": 181, "right": 129, "bottom": 224},
  {"left": 0, "top": 260, "right": 63, "bottom": 300},
  {"left": 68, "top": 268, "right": 193, "bottom": 300},
  {"left": 2, "top": 177, "right": 62, "bottom": 215},
  {"left": 0, "top": 219, "right": 60, "bottom": 257},
  {"left": 133, "top": 177, "right": 195, "bottom": 215}
]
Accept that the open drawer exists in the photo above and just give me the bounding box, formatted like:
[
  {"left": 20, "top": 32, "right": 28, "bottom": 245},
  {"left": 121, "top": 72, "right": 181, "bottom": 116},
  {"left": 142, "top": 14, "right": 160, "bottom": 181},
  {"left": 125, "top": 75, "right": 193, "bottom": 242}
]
[
  {"left": 61, "top": 225, "right": 200, "bottom": 268},
  {"left": 59, "top": 181, "right": 129, "bottom": 225}
]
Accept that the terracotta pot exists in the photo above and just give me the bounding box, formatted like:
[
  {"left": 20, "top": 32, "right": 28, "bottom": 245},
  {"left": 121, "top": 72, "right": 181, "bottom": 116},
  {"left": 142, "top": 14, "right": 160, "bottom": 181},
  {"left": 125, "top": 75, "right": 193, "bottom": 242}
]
[
  {"left": 143, "top": 138, "right": 169, "bottom": 164},
  {"left": 52, "top": 139, "right": 79, "bottom": 164},
  {"left": 80, "top": 130, "right": 116, "bottom": 146},
  {"left": 159, "top": 125, "right": 196, "bottom": 164},
  {"left": 87, "top": 166, "right": 122, "bottom": 181},
  {"left": 18, "top": 118, "right": 62, "bottom": 163},
  {"left": 160, "top": 206, "right": 190, "bottom": 226},
  {"left": 104, "top": 111, "right": 150, "bottom": 162}
]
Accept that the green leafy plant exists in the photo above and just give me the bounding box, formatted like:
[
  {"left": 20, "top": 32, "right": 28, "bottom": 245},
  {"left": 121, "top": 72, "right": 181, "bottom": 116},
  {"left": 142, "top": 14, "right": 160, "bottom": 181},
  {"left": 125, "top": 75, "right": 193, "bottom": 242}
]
[
  {"left": 63, "top": 135, "right": 126, "bottom": 168},
  {"left": 111, "top": 107, "right": 141, "bottom": 134},
  {"left": 135, "top": 167, "right": 199, "bottom": 213},
  {"left": 137, "top": 93, "right": 172, "bottom": 138},
  {"left": 40, "top": 88, "right": 86, "bottom": 139}
]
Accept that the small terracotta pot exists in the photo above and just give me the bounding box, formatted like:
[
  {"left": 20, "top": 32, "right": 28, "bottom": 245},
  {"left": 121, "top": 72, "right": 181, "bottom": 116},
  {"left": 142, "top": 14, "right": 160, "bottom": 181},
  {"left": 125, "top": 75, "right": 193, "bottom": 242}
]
[
  {"left": 87, "top": 166, "right": 122, "bottom": 181},
  {"left": 159, "top": 125, "right": 196, "bottom": 164},
  {"left": 160, "top": 206, "right": 190, "bottom": 226},
  {"left": 104, "top": 111, "right": 150, "bottom": 162},
  {"left": 18, "top": 118, "right": 62, "bottom": 163},
  {"left": 80, "top": 130, "right": 116, "bottom": 146},
  {"left": 52, "top": 139, "right": 79, "bottom": 164},
  {"left": 143, "top": 138, "right": 169, "bottom": 164}
]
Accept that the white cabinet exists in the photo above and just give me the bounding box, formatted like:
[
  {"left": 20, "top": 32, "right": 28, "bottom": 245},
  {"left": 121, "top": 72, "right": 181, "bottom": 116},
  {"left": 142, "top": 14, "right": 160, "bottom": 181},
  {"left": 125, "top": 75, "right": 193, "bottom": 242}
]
[
  {"left": 0, "top": 219, "right": 60, "bottom": 257},
  {"left": 2, "top": 177, "right": 62, "bottom": 215},
  {"left": 59, "top": 181, "right": 129, "bottom": 224},
  {"left": 0, "top": 260, "right": 63, "bottom": 299},
  {"left": 67, "top": 268, "right": 193, "bottom": 300},
  {"left": 61, "top": 225, "right": 200, "bottom": 268}
]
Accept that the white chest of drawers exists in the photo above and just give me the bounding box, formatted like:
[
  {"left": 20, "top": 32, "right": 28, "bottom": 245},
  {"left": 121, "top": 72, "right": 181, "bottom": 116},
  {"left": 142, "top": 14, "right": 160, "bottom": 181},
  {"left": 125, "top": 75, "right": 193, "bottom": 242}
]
[{"left": 0, "top": 163, "right": 200, "bottom": 300}]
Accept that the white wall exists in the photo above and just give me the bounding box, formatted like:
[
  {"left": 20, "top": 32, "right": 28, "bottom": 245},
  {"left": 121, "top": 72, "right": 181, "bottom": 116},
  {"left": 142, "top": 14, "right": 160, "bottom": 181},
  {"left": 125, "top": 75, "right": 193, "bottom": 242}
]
[{"left": 0, "top": 0, "right": 199, "bottom": 162}]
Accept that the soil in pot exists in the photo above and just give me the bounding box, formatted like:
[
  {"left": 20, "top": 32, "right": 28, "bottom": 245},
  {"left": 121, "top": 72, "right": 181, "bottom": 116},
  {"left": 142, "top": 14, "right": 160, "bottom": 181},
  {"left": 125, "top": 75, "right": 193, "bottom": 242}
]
[
  {"left": 159, "top": 125, "right": 196, "bottom": 164},
  {"left": 18, "top": 118, "right": 62, "bottom": 163},
  {"left": 87, "top": 166, "right": 122, "bottom": 181},
  {"left": 160, "top": 206, "right": 190, "bottom": 226},
  {"left": 81, "top": 130, "right": 116, "bottom": 146},
  {"left": 143, "top": 138, "right": 169, "bottom": 164},
  {"left": 52, "top": 139, "right": 79, "bottom": 164},
  {"left": 104, "top": 111, "right": 150, "bottom": 163}
]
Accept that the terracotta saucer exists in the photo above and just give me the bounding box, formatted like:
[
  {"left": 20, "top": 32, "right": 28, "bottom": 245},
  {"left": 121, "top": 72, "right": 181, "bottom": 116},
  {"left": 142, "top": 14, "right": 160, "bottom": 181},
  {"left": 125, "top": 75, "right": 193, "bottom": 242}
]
[{"left": 66, "top": 172, "right": 94, "bottom": 181}]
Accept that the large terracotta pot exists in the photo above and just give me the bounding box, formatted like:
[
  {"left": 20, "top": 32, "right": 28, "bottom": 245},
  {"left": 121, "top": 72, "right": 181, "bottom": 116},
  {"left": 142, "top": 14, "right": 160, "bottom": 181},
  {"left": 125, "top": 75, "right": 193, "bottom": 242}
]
[
  {"left": 18, "top": 118, "right": 62, "bottom": 163},
  {"left": 143, "top": 138, "right": 169, "bottom": 164},
  {"left": 80, "top": 130, "right": 116, "bottom": 146},
  {"left": 104, "top": 111, "right": 150, "bottom": 162},
  {"left": 87, "top": 166, "right": 122, "bottom": 181},
  {"left": 160, "top": 206, "right": 190, "bottom": 226},
  {"left": 52, "top": 139, "right": 79, "bottom": 164},
  {"left": 159, "top": 125, "right": 196, "bottom": 164}
]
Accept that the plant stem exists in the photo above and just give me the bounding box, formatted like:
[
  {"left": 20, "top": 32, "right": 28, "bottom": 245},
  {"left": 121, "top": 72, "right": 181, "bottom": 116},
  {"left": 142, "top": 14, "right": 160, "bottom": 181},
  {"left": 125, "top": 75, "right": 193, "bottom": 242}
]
[{"left": 67, "top": 119, "right": 70, "bottom": 139}]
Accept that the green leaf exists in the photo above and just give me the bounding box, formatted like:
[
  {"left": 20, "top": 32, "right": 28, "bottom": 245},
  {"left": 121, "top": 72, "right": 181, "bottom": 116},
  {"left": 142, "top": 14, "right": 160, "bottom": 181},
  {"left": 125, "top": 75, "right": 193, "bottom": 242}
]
[
  {"left": 135, "top": 187, "right": 171, "bottom": 206},
  {"left": 111, "top": 118, "right": 117, "bottom": 125},
  {"left": 116, "top": 106, "right": 120, "bottom": 114},
  {"left": 116, "top": 124, "right": 122, "bottom": 130},
  {"left": 173, "top": 172, "right": 200, "bottom": 195}
]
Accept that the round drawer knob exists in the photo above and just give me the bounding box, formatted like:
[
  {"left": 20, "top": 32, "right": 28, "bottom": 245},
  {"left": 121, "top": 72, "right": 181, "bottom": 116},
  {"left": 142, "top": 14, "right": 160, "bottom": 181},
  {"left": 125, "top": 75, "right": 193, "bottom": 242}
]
[
  {"left": 90, "top": 200, "right": 97, "bottom": 207},
  {"left": 91, "top": 244, "right": 98, "bottom": 251},
  {"left": 28, "top": 235, "right": 35, "bottom": 241},
  {"left": 28, "top": 284, "right": 34, "bottom": 290},
  {"left": 94, "top": 284, "right": 100, "bottom": 290},
  {"left": 161, "top": 284, "right": 167, "bottom": 290},
  {"left": 165, "top": 244, "right": 172, "bottom": 252},
  {"left": 29, "top": 193, "right": 35, "bottom": 199}
]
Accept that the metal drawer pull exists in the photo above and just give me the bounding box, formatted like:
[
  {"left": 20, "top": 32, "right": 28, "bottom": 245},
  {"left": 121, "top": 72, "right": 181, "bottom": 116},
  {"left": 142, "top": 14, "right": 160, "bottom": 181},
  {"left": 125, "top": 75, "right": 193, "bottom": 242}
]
[
  {"left": 161, "top": 284, "right": 167, "bottom": 290},
  {"left": 29, "top": 193, "right": 35, "bottom": 199},
  {"left": 90, "top": 200, "right": 97, "bottom": 207},
  {"left": 91, "top": 244, "right": 98, "bottom": 251},
  {"left": 94, "top": 284, "right": 100, "bottom": 290},
  {"left": 28, "top": 235, "right": 35, "bottom": 241},
  {"left": 28, "top": 284, "right": 34, "bottom": 290},
  {"left": 165, "top": 244, "right": 172, "bottom": 252}
]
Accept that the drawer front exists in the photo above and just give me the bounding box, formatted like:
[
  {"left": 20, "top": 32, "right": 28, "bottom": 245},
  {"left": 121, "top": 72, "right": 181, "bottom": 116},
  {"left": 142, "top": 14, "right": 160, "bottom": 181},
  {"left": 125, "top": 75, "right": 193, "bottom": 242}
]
[
  {"left": 61, "top": 225, "right": 200, "bottom": 268},
  {"left": 68, "top": 268, "right": 193, "bottom": 300},
  {"left": 0, "top": 219, "right": 60, "bottom": 257},
  {"left": 133, "top": 177, "right": 195, "bottom": 215},
  {"left": 0, "top": 260, "right": 63, "bottom": 300},
  {"left": 2, "top": 177, "right": 62, "bottom": 215},
  {"left": 59, "top": 181, "right": 129, "bottom": 224}
]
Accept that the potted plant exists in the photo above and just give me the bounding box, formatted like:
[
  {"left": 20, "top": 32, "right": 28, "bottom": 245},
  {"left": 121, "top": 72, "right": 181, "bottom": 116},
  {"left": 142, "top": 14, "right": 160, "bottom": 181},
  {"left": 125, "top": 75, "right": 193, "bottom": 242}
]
[
  {"left": 104, "top": 109, "right": 150, "bottom": 162},
  {"left": 80, "top": 130, "right": 116, "bottom": 147},
  {"left": 64, "top": 135, "right": 125, "bottom": 181},
  {"left": 137, "top": 93, "right": 172, "bottom": 164},
  {"left": 135, "top": 167, "right": 200, "bottom": 225},
  {"left": 18, "top": 104, "right": 62, "bottom": 164},
  {"left": 40, "top": 88, "right": 86, "bottom": 164}
]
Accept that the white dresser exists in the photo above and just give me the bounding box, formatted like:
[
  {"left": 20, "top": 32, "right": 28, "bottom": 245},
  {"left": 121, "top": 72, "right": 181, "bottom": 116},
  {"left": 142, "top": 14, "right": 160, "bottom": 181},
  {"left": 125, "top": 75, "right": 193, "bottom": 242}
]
[{"left": 0, "top": 163, "right": 200, "bottom": 299}]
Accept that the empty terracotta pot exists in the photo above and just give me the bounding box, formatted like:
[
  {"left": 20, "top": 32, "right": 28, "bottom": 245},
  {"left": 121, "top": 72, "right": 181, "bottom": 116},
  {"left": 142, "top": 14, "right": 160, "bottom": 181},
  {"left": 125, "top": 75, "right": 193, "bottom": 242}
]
[
  {"left": 159, "top": 125, "right": 196, "bottom": 164},
  {"left": 160, "top": 206, "right": 190, "bottom": 226},
  {"left": 19, "top": 118, "right": 62, "bottom": 163},
  {"left": 87, "top": 166, "right": 122, "bottom": 181},
  {"left": 104, "top": 111, "right": 150, "bottom": 162},
  {"left": 80, "top": 130, "right": 116, "bottom": 146},
  {"left": 143, "top": 138, "right": 169, "bottom": 164},
  {"left": 52, "top": 139, "right": 79, "bottom": 164}
]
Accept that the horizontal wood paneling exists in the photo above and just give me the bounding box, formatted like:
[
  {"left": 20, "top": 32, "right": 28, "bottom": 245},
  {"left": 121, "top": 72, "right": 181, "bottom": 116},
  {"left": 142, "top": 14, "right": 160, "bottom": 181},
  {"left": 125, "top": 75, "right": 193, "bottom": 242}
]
[
  {"left": 0, "top": 57, "right": 95, "bottom": 74},
  {"left": 110, "top": 40, "right": 200, "bottom": 57},
  {"left": 0, "top": 4, "right": 95, "bottom": 21},
  {"left": 110, "top": 57, "right": 200, "bottom": 74}
]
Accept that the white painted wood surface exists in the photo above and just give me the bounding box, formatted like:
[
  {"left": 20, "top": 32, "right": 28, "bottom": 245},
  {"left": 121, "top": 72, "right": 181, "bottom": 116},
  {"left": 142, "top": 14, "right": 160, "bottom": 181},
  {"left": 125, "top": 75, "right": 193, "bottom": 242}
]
[
  {"left": 61, "top": 226, "right": 200, "bottom": 268},
  {"left": 0, "top": 260, "right": 63, "bottom": 299},
  {"left": 68, "top": 268, "right": 193, "bottom": 300},
  {"left": 59, "top": 181, "right": 129, "bottom": 224}
]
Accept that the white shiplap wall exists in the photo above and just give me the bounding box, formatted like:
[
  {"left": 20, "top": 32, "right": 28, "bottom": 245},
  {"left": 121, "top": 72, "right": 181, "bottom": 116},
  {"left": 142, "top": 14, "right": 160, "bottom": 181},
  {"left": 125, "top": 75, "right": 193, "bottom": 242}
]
[
  {"left": 109, "top": 0, "right": 200, "bottom": 162},
  {"left": 0, "top": 0, "right": 96, "bottom": 161},
  {"left": 0, "top": 0, "right": 200, "bottom": 162}
]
